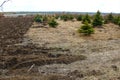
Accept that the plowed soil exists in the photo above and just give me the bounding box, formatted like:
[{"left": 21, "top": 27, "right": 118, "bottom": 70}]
[{"left": 0, "top": 18, "right": 120, "bottom": 80}]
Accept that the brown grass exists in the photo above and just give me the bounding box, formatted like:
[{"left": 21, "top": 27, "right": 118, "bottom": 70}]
[{"left": 0, "top": 18, "right": 120, "bottom": 80}]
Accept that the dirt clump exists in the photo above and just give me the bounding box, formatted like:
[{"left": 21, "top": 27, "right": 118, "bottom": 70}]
[{"left": 12, "top": 54, "right": 86, "bottom": 69}]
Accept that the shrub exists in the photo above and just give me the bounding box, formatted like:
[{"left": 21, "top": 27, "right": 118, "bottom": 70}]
[
  {"left": 69, "top": 15, "right": 74, "bottom": 20},
  {"left": 42, "top": 16, "right": 49, "bottom": 24},
  {"left": 76, "top": 15, "right": 83, "bottom": 21},
  {"left": 60, "top": 14, "right": 74, "bottom": 21},
  {"left": 82, "top": 14, "right": 91, "bottom": 24},
  {"left": 92, "top": 11, "right": 103, "bottom": 27},
  {"left": 34, "top": 15, "right": 43, "bottom": 23},
  {"left": 104, "top": 13, "right": 114, "bottom": 24},
  {"left": 114, "top": 16, "right": 120, "bottom": 26},
  {"left": 55, "top": 15, "right": 60, "bottom": 19},
  {"left": 78, "top": 21, "right": 94, "bottom": 36},
  {"left": 48, "top": 19, "right": 58, "bottom": 28},
  {"left": 60, "top": 15, "right": 69, "bottom": 21},
  {"left": 118, "top": 21, "right": 120, "bottom": 27},
  {"left": 42, "top": 16, "right": 48, "bottom": 22}
]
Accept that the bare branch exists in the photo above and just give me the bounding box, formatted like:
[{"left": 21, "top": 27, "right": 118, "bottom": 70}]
[
  {"left": 0, "top": 0, "right": 10, "bottom": 11},
  {"left": 27, "top": 64, "right": 35, "bottom": 72}
]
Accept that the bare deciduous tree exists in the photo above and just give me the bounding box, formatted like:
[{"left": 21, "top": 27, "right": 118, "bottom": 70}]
[{"left": 0, "top": 0, "right": 10, "bottom": 11}]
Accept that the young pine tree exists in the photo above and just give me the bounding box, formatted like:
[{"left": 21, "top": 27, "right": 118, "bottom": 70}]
[
  {"left": 77, "top": 15, "right": 83, "bottom": 21},
  {"left": 48, "top": 19, "right": 58, "bottom": 28},
  {"left": 92, "top": 11, "right": 103, "bottom": 27},
  {"left": 60, "top": 15, "right": 69, "bottom": 21},
  {"left": 78, "top": 21, "right": 94, "bottom": 36},
  {"left": 114, "top": 16, "right": 120, "bottom": 26},
  {"left": 34, "top": 15, "right": 43, "bottom": 23},
  {"left": 105, "top": 13, "right": 114, "bottom": 24},
  {"left": 82, "top": 14, "right": 91, "bottom": 24}
]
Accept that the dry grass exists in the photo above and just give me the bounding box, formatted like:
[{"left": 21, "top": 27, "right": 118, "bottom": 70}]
[
  {"left": 26, "top": 21, "right": 120, "bottom": 47},
  {"left": 92, "top": 23, "right": 120, "bottom": 40},
  {"left": 22, "top": 20, "right": 120, "bottom": 80},
  {"left": 1, "top": 19, "right": 120, "bottom": 80}
]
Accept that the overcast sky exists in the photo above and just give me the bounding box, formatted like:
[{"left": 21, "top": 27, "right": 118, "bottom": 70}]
[{"left": 0, "top": 0, "right": 120, "bottom": 13}]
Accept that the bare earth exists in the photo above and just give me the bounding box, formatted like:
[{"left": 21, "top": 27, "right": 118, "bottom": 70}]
[
  {"left": 1, "top": 20, "right": 120, "bottom": 80},
  {"left": 23, "top": 21, "right": 120, "bottom": 80}
]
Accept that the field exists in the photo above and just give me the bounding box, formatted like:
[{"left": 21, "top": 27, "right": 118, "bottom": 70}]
[{"left": 0, "top": 16, "right": 120, "bottom": 80}]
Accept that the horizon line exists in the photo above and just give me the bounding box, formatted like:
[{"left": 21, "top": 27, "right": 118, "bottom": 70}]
[{"left": 1, "top": 11, "right": 120, "bottom": 14}]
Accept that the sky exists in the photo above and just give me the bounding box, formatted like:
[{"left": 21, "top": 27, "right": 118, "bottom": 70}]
[{"left": 0, "top": 0, "right": 120, "bottom": 13}]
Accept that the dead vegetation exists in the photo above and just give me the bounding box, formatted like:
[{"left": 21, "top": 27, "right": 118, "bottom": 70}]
[
  {"left": 0, "top": 16, "right": 120, "bottom": 80},
  {"left": 12, "top": 54, "right": 86, "bottom": 69}
]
